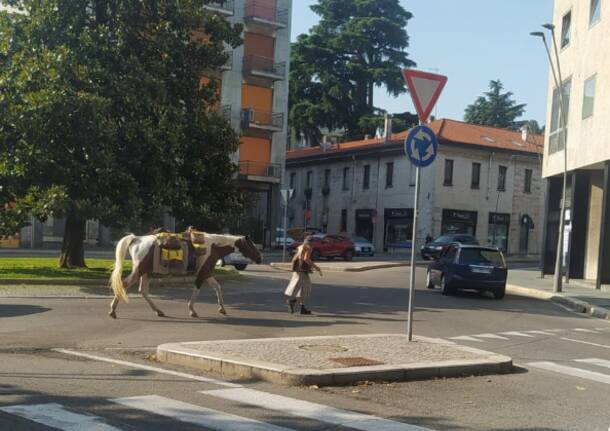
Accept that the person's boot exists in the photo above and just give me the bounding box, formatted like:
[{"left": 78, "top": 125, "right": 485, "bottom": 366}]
[
  {"left": 287, "top": 299, "right": 297, "bottom": 314},
  {"left": 300, "top": 305, "right": 312, "bottom": 315}
]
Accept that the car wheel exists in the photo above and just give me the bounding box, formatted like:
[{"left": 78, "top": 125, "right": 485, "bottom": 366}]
[
  {"left": 233, "top": 264, "right": 247, "bottom": 271},
  {"left": 426, "top": 271, "right": 435, "bottom": 289},
  {"left": 311, "top": 249, "right": 321, "bottom": 261},
  {"left": 440, "top": 274, "right": 453, "bottom": 296},
  {"left": 344, "top": 249, "right": 354, "bottom": 261},
  {"left": 492, "top": 286, "right": 506, "bottom": 299}
]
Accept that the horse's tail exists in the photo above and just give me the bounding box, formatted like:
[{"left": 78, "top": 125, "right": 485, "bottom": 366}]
[{"left": 110, "top": 234, "right": 136, "bottom": 303}]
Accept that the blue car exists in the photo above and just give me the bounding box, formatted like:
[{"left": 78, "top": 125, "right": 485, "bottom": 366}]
[{"left": 426, "top": 243, "right": 507, "bottom": 299}]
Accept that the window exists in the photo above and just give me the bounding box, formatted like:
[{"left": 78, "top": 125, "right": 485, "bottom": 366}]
[
  {"left": 342, "top": 167, "right": 350, "bottom": 190},
  {"left": 524, "top": 169, "right": 532, "bottom": 193},
  {"left": 289, "top": 172, "right": 296, "bottom": 189},
  {"left": 306, "top": 170, "right": 312, "bottom": 188},
  {"left": 497, "top": 166, "right": 507, "bottom": 191},
  {"left": 561, "top": 11, "right": 571, "bottom": 48},
  {"left": 444, "top": 159, "right": 454, "bottom": 186},
  {"left": 340, "top": 209, "right": 347, "bottom": 232},
  {"left": 582, "top": 75, "right": 596, "bottom": 119},
  {"left": 324, "top": 169, "right": 331, "bottom": 187},
  {"left": 471, "top": 162, "right": 481, "bottom": 189},
  {"left": 363, "top": 165, "right": 370, "bottom": 190},
  {"left": 549, "top": 79, "right": 571, "bottom": 153},
  {"left": 385, "top": 162, "right": 394, "bottom": 188},
  {"left": 590, "top": 0, "right": 601, "bottom": 25}
]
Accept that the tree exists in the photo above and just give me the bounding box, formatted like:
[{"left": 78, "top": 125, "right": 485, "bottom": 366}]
[
  {"left": 464, "top": 80, "right": 527, "bottom": 130},
  {"left": 289, "top": 0, "right": 416, "bottom": 143},
  {"left": 0, "top": 0, "right": 244, "bottom": 267}
]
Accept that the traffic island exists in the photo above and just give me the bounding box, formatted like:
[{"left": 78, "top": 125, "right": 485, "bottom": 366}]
[{"left": 157, "top": 334, "right": 513, "bottom": 386}]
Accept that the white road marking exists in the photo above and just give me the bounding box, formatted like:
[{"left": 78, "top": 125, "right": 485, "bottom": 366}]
[
  {"left": 448, "top": 336, "right": 483, "bottom": 342},
  {"left": 560, "top": 337, "right": 610, "bottom": 350},
  {"left": 544, "top": 329, "right": 566, "bottom": 333},
  {"left": 575, "top": 358, "right": 610, "bottom": 369},
  {"left": 572, "top": 328, "right": 600, "bottom": 334},
  {"left": 501, "top": 331, "right": 534, "bottom": 338},
  {"left": 53, "top": 348, "right": 240, "bottom": 388},
  {"left": 113, "top": 395, "right": 295, "bottom": 431},
  {"left": 526, "top": 330, "right": 555, "bottom": 336},
  {"left": 473, "top": 333, "right": 509, "bottom": 340},
  {"left": 203, "top": 387, "right": 434, "bottom": 431},
  {"left": 0, "top": 403, "right": 122, "bottom": 431},
  {"left": 527, "top": 361, "right": 610, "bottom": 385}
]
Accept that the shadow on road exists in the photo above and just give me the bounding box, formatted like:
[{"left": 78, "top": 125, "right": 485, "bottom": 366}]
[{"left": 0, "top": 304, "right": 50, "bottom": 318}]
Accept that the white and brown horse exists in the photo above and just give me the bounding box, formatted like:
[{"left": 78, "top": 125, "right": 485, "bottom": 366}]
[{"left": 109, "top": 233, "right": 262, "bottom": 318}]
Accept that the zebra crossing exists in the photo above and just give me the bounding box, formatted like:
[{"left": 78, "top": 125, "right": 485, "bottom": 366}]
[
  {"left": 527, "top": 358, "right": 610, "bottom": 386},
  {"left": 0, "top": 388, "right": 434, "bottom": 431},
  {"left": 446, "top": 326, "right": 609, "bottom": 343}
]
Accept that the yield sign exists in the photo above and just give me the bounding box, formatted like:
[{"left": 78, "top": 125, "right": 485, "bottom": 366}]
[{"left": 402, "top": 69, "right": 448, "bottom": 124}]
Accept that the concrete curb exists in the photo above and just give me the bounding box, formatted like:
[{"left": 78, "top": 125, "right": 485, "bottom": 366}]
[
  {"left": 269, "top": 262, "right": 410, "bottom": 272},
  {"left": 156, "top": 334, "right": 513, "bottom": 387},
  {"left": 0, "top": 270, "right": 238, "bottom": 287},
  {"left": 506, "top": 284, "right": 610, "bottom": 320}
]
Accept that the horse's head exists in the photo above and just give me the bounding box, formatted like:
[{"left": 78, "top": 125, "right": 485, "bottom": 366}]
[{"left": 235, "top": 235, "right": 262, "bottom": 264}]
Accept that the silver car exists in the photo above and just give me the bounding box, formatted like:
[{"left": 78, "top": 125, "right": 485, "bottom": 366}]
[
  {"left": 352, "top": 236, "right": 376, "bottom": 256},
  {"left": 217, "top": 252, "right": 250, "bottom": 271}
]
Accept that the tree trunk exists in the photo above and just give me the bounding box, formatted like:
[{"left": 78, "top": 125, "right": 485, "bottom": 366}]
[{"left": 59, "top": 215, "right": 87, "bottom": 268}]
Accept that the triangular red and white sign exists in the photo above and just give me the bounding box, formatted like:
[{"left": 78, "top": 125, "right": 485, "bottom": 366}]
[{"left": 402, "top": 69, "right": 448, "bottom": 124}]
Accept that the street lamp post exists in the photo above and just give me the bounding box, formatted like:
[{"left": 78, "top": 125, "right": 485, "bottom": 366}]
[{"left": 531, "top": 25, "right": 569, "bottom": 293}]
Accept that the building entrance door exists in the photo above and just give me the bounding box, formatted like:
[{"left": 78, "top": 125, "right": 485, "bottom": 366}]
[{"left": 355, "top": 210, "right": 374, "bottom": 242}]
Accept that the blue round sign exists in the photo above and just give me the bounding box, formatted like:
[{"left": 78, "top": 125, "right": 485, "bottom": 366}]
[{"left": 405, "top": 125, "right": 438, "bottom": 167}]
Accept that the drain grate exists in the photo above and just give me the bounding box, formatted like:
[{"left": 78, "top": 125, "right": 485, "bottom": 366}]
[{"left": 330, "top": 357, "right": 385, "bottom": 367}]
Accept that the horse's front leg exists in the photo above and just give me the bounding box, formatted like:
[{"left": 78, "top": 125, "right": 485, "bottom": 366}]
[
  {"left": 140, "top": 274, "right": 165, "bottom": 317},
  {"left": 187, "top": 286, "right": 201, "bottom": 318},
  {"left": 206, "top": 277, "right": 226, "bottom": 315},
  {"left": 109, "top": 272, "right": 139, "bottom": 319}
]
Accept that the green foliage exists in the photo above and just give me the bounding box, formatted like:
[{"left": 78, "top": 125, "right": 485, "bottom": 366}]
[
  {"left": 464, "top": 80, "right": 527, "bottom": 130},
  {"left": 0, "top": 0, "right": 246, "bottom": 239},
  {"left": 289, "top": 0, "right": 416, "bottom": 143}
]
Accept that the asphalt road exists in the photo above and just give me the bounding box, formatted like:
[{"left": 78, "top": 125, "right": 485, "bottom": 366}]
[{"left": 1, "top": 264, "right": 609, "bottom": 430}]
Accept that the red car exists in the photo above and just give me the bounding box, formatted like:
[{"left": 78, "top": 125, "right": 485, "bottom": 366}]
[{"left": 291, "top": 234, "right": 356, "bottom": 261}]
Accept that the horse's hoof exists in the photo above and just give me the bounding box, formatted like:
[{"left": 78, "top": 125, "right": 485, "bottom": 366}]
[
  {"left": 108, "top": 312, "right": 117, "bottom": 319},
  {"left": 219, "top": 308, "right": 227, "bottom": 315},
  {"left": 190, "top": 311, "right": 199, "bottom": 318},
  {"left": 156, "top": 311, "right": 165, "bottom": 317}
]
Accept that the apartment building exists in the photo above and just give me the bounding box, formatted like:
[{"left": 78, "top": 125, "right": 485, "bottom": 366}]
[
  {"left": 540, "top": 0, "right": 609, "bottom": 287},
  {"left": 15, "top": 0, "right": 292, "bottom": 248},
  {"left": 285, "top": 119, "right": 543, "bottom": 256}
]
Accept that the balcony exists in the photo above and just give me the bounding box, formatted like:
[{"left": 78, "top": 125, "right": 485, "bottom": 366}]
[
  {"left": 244, "top": 0, "right": 288, "bottom": 30},
  {"left": 241, "top": 108, "right": 284, "bottom": 132},
  {"left": 239, "top": 161, "right": 282, "bottom": 183},
  {"left": 243, "top": 55, "right": 285, "bottom": 81},
  {"left": 203, "top": 0, "right": 234, "bottom": 16}
]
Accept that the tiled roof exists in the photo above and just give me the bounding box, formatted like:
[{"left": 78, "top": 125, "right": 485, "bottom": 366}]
[{"left": 286, "top": 119, "right": 543, "bottom": 160}]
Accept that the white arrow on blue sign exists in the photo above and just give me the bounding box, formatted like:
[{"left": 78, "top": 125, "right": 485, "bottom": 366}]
[{"left": 404, "top": 125, "right": 437, "bottom": 168}]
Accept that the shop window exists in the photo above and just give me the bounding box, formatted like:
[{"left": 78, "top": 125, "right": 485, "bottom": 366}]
[
  {"left": 384, "top": 208, "right": 414, "bottom": 249},
  {"left": 488, "top": 213, "right": 510, "bottom": 252},
  {"left": 441, "top": 209, "right": 478, "bottom": 236}
]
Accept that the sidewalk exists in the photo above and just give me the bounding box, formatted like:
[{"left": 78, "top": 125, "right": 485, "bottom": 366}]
[
  {"left": 157, "top": 334, "right": 512, "bottom": 386},
  {"left": 507, "top": 268, "right": 610, "bottom": 320}
]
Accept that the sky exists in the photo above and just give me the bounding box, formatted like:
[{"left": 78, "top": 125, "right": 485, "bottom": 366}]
[{"left": 291, "top": 0, "right": 554, "bottom": 125}]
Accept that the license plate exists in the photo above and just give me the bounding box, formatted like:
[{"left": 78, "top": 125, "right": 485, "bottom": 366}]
[
  {"left": 362, "top": 248, "right": 370, "bottom": 252},
  {"left": 470, "top": 265, "right": 493, "bottom": 274}
]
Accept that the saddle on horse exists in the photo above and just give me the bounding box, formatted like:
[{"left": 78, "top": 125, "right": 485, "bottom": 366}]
[{"left": 154, "top": 229, "right": 208, "bottom": 275}]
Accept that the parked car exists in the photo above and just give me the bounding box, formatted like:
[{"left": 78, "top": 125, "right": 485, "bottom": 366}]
[
  {"left": 420, "top": 234, "right": 479, "bottom": 260},
  {"left": 426, "top": 243, "right": 507, "bottom": 299},
  {"left": 217, "top": 251, "right": 250, "bottom": 271},
  {"left": 287, "top": 227, "right": 323, "bottom": 242},
  {"left": 352, "top": 236, "right": 375, "bottom": 256},
  {"left": 290, "top": 234, "right": 356, "bottom": 261}
]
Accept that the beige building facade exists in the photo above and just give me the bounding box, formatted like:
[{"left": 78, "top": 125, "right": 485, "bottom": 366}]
[
  {"left": 286, "top": 120, "right": 543, "bottom": 256},
  {"left": 541, "top": 0, "right": 610, "bottom": 287}
]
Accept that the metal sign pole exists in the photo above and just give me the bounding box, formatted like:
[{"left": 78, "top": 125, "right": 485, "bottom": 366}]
[
  {"left": 407, "top": 164, "right": 421, "bottom": 341},
  {"left": 282, "top": 200, "right": 288, "bottom": 263}
]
